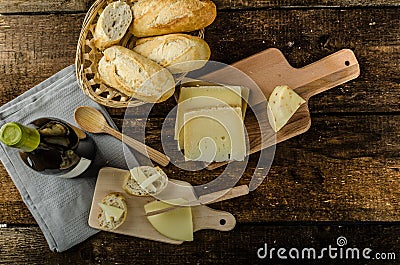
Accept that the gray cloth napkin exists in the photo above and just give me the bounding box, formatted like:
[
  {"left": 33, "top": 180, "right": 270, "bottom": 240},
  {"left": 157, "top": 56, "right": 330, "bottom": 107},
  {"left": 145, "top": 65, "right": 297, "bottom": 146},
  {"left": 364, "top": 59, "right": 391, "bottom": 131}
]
[{"left": 0, "top": 65, "right": 129, "bottom": 252}]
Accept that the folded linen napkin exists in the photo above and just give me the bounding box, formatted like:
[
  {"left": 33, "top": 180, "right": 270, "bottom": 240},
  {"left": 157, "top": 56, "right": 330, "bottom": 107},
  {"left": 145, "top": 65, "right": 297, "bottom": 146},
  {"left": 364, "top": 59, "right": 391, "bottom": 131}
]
[{"left": 0, "top": 65, "right": 130, "bottom": 252}]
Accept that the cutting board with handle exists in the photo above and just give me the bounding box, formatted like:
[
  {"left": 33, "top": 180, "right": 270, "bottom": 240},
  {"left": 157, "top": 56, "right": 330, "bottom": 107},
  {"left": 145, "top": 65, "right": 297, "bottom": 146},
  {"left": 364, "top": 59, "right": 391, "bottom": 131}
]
[
  {"left": 88, "top": 167, "right": 237, "bottom": 244},
  {"left": 200, "top": 48, "right": 360, "bottom": 170}
]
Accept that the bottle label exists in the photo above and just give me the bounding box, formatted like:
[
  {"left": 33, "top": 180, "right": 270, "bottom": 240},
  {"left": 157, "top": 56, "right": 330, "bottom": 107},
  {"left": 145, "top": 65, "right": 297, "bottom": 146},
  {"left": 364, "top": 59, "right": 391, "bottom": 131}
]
[{"left": 57, "top": 157, "right": 92, "bottom": 179}]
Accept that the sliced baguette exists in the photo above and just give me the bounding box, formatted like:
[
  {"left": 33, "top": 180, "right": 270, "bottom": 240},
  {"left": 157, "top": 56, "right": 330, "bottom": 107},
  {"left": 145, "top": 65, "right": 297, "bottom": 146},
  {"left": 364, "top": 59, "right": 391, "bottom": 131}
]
[
  {"left": 97, "top": 192, "right": 127, "bottom": 230},
  {"left": 123, "top": 166, "right": 168, "bottom": 196},
  {"left": 134, "top": 34, "right": 211, "bottom": 74},
  {"left": 93, "top": 1, "right": 132, "bottom": 50},
  {"left": 130, "top": 0, "right": 217, "bottom": 37},
  {"left": 98, "top": 45, "right": 175, "bottom": 103}
]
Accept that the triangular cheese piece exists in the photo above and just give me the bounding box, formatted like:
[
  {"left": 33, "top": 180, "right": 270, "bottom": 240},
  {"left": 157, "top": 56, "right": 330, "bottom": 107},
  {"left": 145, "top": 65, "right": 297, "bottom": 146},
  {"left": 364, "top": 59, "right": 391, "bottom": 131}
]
[
  {"left": 267, "top": 85, "right": 306, "bottom": 132},
  {"left": 98, "top": 203, "right": 124, "bottom": 223},
  {"left": 144, "top": 198, "right": 193, "bottom": 241}
]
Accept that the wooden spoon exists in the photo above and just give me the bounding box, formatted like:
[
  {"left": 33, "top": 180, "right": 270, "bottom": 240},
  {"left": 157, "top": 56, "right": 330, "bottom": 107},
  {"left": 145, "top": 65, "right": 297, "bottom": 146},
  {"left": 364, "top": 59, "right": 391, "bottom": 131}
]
[{"left": 74, "top": 106, "right": 170, "bottom": 166}]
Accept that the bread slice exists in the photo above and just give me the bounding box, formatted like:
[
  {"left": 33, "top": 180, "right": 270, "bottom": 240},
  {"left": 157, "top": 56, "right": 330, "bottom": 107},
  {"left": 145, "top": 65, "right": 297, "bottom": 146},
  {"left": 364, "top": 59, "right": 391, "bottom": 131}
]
[
  {"left": 97, "top": 192, "right": 127, "bottom": 230},
  {"left": 98, "top": 45, "right": 175, "bottom": 103},
  {"left": 130, "top": 0, "right": 217, "bottom": 37},
  {"left": 94, "top": 1, "right": 132, "bottom": 50},
  {"left": 134, "top": 34, "right": 211, "bottom": 74},
  {"left": 123, "top": 166, "right": 168, "bottom": 196}
]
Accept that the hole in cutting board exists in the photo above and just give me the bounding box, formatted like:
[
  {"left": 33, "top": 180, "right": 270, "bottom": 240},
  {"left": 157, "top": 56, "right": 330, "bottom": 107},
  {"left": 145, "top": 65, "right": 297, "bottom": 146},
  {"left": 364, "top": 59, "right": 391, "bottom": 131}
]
[
  {"left": 345, "top": 60, "right": 350, "bottom": 66},
  {"left": 220, "top": 219, "right": 226, "bottom": 225}
]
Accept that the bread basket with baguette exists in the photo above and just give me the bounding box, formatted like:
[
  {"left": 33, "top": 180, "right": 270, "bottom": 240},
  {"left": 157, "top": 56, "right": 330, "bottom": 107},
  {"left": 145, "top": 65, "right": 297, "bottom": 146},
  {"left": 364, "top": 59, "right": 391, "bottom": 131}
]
[{"left": 76, "top": 0, "right": 215, "bottom": 108}]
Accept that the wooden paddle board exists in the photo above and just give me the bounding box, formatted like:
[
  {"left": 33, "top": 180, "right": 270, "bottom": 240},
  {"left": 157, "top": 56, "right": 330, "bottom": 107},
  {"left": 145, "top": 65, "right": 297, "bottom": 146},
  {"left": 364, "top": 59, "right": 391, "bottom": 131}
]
[
  {"left": 88, "top": 167, "right": 236, "bottom": 244},
  {"left": 197, "top": 48, "right": 360, "bottom": 169}
]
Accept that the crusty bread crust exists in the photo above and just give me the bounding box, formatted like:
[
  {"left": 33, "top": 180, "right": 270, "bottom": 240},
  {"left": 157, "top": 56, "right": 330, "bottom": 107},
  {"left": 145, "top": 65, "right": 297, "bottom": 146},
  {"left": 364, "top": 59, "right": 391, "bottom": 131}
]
[
  {"left": 134, "top": 33, "right": 211, "bottom": 74},
  {"left": 98, "top": 46, "right": 175, "bottom": 103},
  {"left": 122, "top": 172, "right": 150, "bottom": 197},
  {"left": 130, "top": 0, "right": 217, "bottom": 37},
  {"left": 94, "top": 1, "right": 132, "bottom": 50},
  {"left": 97, "top": 192, "right": 127, "bottom": 230}
]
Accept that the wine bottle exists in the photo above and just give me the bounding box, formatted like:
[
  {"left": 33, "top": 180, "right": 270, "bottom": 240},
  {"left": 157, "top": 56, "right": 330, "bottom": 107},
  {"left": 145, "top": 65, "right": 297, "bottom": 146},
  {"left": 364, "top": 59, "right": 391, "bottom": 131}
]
[{"left": 0, "top": 118, "right": 96, "bottom": 178}]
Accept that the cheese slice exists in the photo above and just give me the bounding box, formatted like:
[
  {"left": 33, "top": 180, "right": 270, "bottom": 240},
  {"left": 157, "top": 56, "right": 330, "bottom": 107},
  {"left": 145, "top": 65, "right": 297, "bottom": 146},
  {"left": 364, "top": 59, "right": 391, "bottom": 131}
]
[
  {"left": 179, "top": 85, "right": 243, "bottom": 105},
  {"left": 176, "top": 85, "right": 244, "bottom": 145},
  {"left": 98, "top": 203, "right": 124, "bottom": 223},
  {"left": 176, "top": 97, "right": 235, "bottom": 150},
  {"left": 183, "top": 106, "right": 246, "bottom": 162},
  {"left": 144, "top": 198, "right": 193, "bottom": 241},
  {"left": 267, "top": 85, "right": 306, "bottom": 132}
]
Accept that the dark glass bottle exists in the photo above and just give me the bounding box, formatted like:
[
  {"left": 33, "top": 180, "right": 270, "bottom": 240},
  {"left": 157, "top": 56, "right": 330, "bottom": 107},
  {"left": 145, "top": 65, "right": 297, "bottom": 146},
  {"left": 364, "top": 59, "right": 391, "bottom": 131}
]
[{"left": 0, "top": 118, "right": 96, "bottom": 178}]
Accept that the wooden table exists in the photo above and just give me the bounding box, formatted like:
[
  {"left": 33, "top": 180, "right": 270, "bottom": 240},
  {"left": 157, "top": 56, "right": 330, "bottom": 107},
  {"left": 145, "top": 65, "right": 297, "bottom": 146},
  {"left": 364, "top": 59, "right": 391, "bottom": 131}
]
[{"left": 1, "top": 0, "right": 400, "bottom": 263}]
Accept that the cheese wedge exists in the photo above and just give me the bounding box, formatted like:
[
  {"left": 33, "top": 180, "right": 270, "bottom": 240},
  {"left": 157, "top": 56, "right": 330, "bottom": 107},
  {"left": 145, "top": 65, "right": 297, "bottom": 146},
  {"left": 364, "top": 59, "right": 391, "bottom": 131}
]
[
  {"left": 183, "top": 106, "right": 246, "bottom": 162},
  {"left": 144, "top": 198, "right": 193, "bottom": 241},
  {"left": 267, "top": 85, "right": 306, "bottom": 132},
  {"left": 98, "top": 203, "right": 124, "bottom": 223}
]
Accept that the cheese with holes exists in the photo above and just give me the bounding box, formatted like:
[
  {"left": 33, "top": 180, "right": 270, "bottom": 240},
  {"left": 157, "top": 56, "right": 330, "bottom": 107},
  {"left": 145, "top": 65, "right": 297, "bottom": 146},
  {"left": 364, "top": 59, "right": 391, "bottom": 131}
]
[
  {"left": 176, "top": 85, "right": 249, "bottom": 149},
  {"left": 98, "top": 203, "right": 124, "bottom": 223},
  {"left": 144, "top": 198, "right": 193, "bottom": 241},
  {"left": 267, "top": 85, "right": 306, "bottom": 132},
  {"left": 183, "top": 106, "right": 246, "bottom": 162}
]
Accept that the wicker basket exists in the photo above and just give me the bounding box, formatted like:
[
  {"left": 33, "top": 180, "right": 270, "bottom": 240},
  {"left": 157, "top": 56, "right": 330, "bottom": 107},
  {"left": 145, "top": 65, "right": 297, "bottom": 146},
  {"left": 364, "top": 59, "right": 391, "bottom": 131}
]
[{"left": 75, "top": 0, "right": 205, "bottom": 108}]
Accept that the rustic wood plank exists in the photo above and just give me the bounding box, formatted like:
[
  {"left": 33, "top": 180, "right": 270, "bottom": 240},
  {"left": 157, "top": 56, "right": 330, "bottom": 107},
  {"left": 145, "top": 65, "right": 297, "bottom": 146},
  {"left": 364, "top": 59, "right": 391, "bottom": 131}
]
[
  {"left": 2, "top": 114, "right": 400, "bottom": 224},
  {"left": 1, "top": 0, "right": 400, "bottom": 13},
  {"left": 0, "top": 225, "right": 399, "bottom": 263},
  {"left": 0, "top": 0, "right": 94, "bottom": 14},
  {"left": 0, "top": 14, "right": 83, "bottom": 106},
  {"left": 1, "top": 9, "right": 399, "bottom": 114}
]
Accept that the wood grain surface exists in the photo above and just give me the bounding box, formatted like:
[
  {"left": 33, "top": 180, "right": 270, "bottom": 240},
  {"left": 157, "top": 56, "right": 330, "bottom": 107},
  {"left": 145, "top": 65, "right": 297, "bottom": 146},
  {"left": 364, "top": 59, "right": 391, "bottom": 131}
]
[{"left": 1, "top": 0, "right": 400, "bottom": 263}]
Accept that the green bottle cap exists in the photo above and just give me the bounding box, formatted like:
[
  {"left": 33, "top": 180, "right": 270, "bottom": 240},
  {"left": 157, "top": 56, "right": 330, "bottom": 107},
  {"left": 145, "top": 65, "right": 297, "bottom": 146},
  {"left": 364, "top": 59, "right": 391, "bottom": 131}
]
[{"left": 0, "top": 122, "right": 40, "bottom": 152}]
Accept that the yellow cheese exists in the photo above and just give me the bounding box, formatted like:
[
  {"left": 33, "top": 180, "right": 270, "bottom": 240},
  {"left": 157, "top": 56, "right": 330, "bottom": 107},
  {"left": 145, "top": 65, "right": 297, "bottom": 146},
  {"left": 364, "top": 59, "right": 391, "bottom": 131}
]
[
  {"left": 179, "top": 85, "right": 243, "bottom": 105},
  {"left": 267, "top": 85, "right": 306, "bottom": 132},
  {"left": 176, "top": 85, "right": 249, "bottom": 149},
  {"left": 175, "top": 96, "right": 234, "bottom": 150},
  {"left": 183, "top": 106, "right": 246, "bottom": 162},
  {"left": 144, "top": 198, "right": 193, "bottom": 241},
  {"left": 98, "top": 203, "right": 124, "bottom": 223}
]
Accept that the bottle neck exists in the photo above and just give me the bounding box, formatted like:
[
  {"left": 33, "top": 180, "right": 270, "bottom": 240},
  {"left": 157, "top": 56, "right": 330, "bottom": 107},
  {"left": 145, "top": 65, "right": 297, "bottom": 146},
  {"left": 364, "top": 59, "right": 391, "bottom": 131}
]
[{"left": 0, "top": 122, "right": 40, "bottom": 152}]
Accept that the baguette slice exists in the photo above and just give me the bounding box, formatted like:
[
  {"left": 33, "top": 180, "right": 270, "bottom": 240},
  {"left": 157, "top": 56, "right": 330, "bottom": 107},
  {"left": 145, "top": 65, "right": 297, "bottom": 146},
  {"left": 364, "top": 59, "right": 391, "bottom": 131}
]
[
  {"left": 130, "top": 0, "right": 217, "bottom": 37},
  {"left": 97, "top": 192, "right": 127, "bottom": 230},
  {"left": 98, "top": 45, "right": 175, "bottom": 103},
  {"left": 93, "top": 1, "right": 132, "bottom": 50},
  {"left": 123, "top": 166, "right": 168, "bottom": 196},
  {"left": 134, "top": 34, "right": 211, "bottom": 74}
]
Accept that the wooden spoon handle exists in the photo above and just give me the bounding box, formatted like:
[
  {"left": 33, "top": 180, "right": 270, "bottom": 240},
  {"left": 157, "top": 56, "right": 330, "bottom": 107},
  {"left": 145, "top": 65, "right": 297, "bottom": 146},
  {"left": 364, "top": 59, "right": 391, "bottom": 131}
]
[{"left": 103, "top": 126, "right": 170, "bottom": 167}]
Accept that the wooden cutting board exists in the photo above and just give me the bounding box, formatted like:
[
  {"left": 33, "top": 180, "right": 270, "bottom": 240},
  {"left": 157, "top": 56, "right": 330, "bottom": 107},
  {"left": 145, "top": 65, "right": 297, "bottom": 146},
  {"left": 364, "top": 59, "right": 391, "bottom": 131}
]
[
  {"left": 88, "top": 167, "right": 236, "bottom": 244},
  {"left": 199, "top": 48, "right": 360, "bottom": 170}
]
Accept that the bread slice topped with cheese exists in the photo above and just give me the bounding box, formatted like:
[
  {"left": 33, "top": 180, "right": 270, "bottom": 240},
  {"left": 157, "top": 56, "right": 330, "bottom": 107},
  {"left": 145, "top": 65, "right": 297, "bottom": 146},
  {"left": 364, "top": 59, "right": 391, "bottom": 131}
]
[
  {"left": 93, "top": 1, "right": 132, "bottom": 50},
  {"left": 123, "top": 166, "right": 168, "bottom": 196},
  {"left": 98, "top": 192, "right": 127, "bottom": 230}
]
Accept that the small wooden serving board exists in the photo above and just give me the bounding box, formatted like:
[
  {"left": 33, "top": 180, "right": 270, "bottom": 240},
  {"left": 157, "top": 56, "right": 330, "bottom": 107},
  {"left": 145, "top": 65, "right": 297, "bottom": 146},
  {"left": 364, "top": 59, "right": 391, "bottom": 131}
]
[
  {"left": 200, "top": 48, "right": 360, "bottom": 169},
  {"left": 88, "top": 167, "right": 236, "bottom": 244}
]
